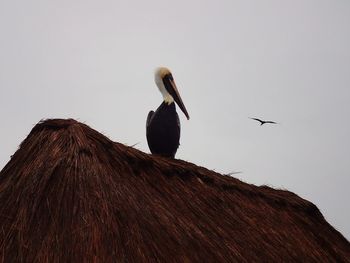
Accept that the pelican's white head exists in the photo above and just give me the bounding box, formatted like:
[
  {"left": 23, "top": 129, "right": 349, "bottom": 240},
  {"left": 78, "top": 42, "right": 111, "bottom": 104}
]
[
  {"left": 153, "top": 66, "right": 190, "bottom": 120},
  {"left": 154, "top": 67, "right": 174, "bottom": 104}
]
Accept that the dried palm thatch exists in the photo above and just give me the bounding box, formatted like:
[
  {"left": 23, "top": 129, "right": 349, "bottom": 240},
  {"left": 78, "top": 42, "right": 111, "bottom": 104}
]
[{"left": 0, "top": 119, "right": 349, "bottom": 262}]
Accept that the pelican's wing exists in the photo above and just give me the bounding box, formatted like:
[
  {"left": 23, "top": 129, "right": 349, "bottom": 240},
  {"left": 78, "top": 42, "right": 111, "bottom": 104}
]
[
  {"left": 146, "top": 110, "right": 154, "bottom": 129},
  {"left": 265, "top": 121, "right": 277, "bottom": 124},
  {"left": 176, "top": 111, "right": 181, "bottom": 139}
]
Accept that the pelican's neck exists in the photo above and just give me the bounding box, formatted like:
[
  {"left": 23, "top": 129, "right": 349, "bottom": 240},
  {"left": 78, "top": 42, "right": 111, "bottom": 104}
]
[{"left": 155, "top": 74, "right": 174, "bottom": 105}]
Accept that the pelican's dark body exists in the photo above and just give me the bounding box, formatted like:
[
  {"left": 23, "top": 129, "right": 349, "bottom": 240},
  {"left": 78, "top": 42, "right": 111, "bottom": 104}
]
[{"left": 146, "top": 102, "right": 180, "bottom": 158}]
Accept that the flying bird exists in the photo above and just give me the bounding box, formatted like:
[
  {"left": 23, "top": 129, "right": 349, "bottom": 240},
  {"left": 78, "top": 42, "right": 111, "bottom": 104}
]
[
  {"left": 146, "top": 67, "right": 190, "bottom": 158},
  {"left": 250, "top": 117, "right": 278, "bottom": 126}
]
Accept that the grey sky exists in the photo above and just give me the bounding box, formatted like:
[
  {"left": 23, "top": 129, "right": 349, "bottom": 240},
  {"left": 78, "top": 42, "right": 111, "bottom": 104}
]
[{"left": 1, "top": 1, "right": 350, "bottom": 239}]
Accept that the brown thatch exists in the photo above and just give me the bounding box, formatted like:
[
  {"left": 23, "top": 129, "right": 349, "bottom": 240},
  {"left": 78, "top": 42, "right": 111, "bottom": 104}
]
[{"left": 0, "top": 119, "right": 349, "bottom": 262}]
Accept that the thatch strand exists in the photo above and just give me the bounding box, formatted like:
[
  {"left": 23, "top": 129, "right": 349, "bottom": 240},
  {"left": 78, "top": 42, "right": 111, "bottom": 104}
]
[{"left": 0, "top": 119, "right": 349, "bottom": 262}]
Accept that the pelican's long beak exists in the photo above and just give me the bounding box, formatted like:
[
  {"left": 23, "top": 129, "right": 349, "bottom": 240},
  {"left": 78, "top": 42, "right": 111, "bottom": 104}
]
[{"left": 164, "top": 74, "right": 190, "bottom": 120}]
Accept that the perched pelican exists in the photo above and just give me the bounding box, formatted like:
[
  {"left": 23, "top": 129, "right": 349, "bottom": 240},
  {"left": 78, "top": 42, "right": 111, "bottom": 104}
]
[
  {"left": 146, "top": 67, "right": 189, "bottom": 158},
  {"left": 249, "top": 117, "right": 278, "bottom": 126}
]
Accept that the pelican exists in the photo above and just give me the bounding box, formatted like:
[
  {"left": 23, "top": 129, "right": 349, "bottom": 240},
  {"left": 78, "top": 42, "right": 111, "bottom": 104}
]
[
  {"left": 146, "top": 67, "right": 190, "bottom": 158},
  {"left": 249, "top": 117, "right": 278, "bottom": 126}
]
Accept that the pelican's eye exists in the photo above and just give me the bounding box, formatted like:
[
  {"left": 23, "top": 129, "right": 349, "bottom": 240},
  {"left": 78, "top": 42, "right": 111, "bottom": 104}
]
[{"left": 166, "top": 74, "right": 173, "bottom": 81}]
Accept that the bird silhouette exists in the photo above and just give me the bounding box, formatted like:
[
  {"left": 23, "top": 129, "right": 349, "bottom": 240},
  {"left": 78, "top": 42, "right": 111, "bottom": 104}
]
[{"left": 249, "top": 117, "right": 278, "bottom": 126}]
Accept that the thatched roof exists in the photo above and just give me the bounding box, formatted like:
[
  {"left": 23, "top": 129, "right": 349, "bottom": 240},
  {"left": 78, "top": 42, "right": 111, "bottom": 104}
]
[{"left": 0, "top": 119, "right": 349, "bottom": 262}]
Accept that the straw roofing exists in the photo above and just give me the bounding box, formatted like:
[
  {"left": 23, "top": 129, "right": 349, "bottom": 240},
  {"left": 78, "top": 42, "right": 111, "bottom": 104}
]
[{"left": 0, "top": 119, "right": 349, "bottom": 262}]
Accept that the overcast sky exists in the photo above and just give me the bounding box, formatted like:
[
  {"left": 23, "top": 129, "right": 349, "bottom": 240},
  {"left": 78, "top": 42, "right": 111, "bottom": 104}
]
[{"left": 1, "top": 0, "right": 349, "bottom": 239}]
